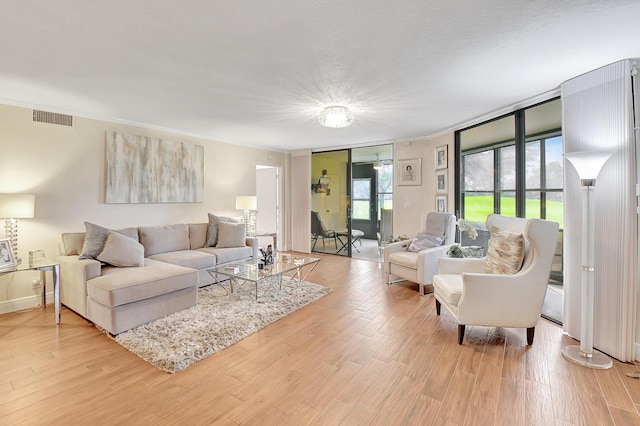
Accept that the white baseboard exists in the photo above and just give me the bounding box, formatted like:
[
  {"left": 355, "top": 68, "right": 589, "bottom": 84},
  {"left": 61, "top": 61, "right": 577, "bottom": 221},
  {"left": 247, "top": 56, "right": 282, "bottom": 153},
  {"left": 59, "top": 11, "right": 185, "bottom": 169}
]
[
  {"left": 635, "top": 342, "right": 640, "bottom": 362},
  {"left": 0, "top": 291, "right": 53, "bottom": 315}
]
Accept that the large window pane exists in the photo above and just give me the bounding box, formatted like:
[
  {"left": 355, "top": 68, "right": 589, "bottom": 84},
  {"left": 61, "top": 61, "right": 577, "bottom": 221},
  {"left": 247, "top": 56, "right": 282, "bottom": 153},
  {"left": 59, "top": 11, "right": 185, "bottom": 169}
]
[
  {"left": 463, "top": 151, "right": 493, "bottom": 191},
  {"left": 464, "top": 192, "right": 493, "bottom": 223},
  {"left": 545, "top": 136, "right": 563, "bottom": 189},
  {"left": 499, "top": 146, "right": 515, "bottom": 190},
  {"left": 526, "top": 141, "right": 541, "bottom": 189},
  {"left": 500, "top": 191, "right": 516, "bottom": 216}
]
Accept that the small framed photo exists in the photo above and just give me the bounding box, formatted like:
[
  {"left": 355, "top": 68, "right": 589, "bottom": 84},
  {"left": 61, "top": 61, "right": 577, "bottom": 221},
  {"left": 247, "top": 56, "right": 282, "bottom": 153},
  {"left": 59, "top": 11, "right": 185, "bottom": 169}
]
[
  {"left": 398, "top": 158, "right": 422, "bottom": 186},
  {"left": 435, "top": 170, "right": 447, "bottom": 194},
  {"left": 436, "top": 195, "right": 447, "bottom": 213},
  {"left": 0, "top": 238, "right": 17, "bottom": 272},
  {"left": 435, "top": 145, "right": 448, "bottom": 169}
]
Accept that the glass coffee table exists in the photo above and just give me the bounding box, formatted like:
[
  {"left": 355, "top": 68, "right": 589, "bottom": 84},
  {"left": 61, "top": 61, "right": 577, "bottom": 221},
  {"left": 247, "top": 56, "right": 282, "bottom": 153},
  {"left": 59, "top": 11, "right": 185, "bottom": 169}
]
[{"left": 207, "top": 254, "right": 320, "bottom": 300}]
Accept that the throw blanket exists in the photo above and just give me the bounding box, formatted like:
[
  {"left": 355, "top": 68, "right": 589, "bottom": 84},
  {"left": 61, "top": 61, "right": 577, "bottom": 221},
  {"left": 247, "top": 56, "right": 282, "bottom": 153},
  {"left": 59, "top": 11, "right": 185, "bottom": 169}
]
[{"left": 425, "top": 212, "right": 450, "bottom": 236}]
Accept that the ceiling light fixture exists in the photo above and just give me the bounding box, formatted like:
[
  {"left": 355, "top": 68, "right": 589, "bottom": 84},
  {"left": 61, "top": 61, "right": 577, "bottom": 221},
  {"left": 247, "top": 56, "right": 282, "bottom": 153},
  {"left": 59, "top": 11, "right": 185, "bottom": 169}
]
[
  {"left": 373, "top": 154, "right": 383, "bottom": 170},
  {"left": 318, "top": 106, "right": 354, "bottom": 128}
]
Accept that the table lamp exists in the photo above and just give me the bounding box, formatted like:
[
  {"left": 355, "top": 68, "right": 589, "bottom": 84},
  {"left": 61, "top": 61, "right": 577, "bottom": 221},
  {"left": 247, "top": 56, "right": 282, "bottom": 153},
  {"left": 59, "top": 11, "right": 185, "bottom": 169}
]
[
  {"left": 0, "top": 194, "right": 35, "bottom": 264},
  {"left": 235, "top": 195, "right": 257, "bottom": 237}
]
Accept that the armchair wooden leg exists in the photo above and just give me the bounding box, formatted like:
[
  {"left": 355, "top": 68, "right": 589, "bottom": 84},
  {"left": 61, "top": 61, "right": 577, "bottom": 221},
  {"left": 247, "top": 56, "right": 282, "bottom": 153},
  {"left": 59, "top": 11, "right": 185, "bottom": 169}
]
[
  {"left": 526, "top": 327, "right": 535, "bottom": 345},
  {"left": 435, "top": 299, "right": 441, "bottom": 315},
  {"left": 458, "top": 325, "right": 465, "bottom": 345}
]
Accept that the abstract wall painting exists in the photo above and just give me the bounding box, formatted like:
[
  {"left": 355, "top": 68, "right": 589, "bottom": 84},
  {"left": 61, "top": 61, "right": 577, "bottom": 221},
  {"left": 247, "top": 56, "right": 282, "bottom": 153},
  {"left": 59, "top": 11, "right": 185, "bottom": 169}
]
[{"left": 106, "top": 131, "right": 204, "bottom": 203}]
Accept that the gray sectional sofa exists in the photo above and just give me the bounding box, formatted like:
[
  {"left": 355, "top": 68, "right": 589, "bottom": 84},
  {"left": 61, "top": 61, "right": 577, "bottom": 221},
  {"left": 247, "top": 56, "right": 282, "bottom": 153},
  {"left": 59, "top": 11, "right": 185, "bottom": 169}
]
[{"left": 57, "top": 221, "right": 258, "bottom": 334}]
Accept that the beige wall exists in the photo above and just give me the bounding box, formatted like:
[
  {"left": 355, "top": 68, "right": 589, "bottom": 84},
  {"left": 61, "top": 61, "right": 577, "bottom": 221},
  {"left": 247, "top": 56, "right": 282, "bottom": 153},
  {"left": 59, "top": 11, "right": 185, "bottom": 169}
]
[
  {"left": 392, "top": 133, "right": 455, "bottom": 238},
  {"left": 0, "top": 103, "right": 286, "bottom": 312}
]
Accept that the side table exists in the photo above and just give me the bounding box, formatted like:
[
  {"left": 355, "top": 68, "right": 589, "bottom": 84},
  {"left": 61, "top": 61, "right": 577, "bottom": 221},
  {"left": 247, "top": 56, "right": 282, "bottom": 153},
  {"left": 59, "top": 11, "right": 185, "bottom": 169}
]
[{"left": 1, "top": 259, "right": 60, "bottom": 324}]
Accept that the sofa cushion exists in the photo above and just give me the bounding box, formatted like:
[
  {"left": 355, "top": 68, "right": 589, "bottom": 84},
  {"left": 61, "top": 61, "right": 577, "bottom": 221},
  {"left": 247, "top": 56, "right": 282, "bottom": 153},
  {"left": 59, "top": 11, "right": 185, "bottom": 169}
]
[
  {"left": 216, "top": 222, "right": 247, "bottom": 248},
  {"left": 197, "top": 246, "right": 253, "bottom": 265},
  {"left": 484, "top": 225, "right": 525, "bottom": 274},
  {"left": 79, "top": 222, "right": 139, "bottom": 260},
  {"left": 87, "top": 258, "right": 197, "bottom": 307},
  {"left": 188, "top": 223, "right": 208, "bottom": 249},
  {"left": 148, "top": 249, "right": 216, "bottom": 270},
  {"left": 139, "top": 224, "right": 190, "bottom": 257},
  {"left": 97, "top": 231, "right": 145, "bottom": 267},
  {"left": 205, "top": 214, "right": 243, "bottom": 247}
]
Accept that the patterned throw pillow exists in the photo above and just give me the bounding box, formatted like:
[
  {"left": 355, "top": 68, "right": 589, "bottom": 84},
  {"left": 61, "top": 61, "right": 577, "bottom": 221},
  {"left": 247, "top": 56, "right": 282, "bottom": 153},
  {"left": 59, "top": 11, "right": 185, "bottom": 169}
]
[{"left": 484, "top": 225, "right": 525, "bottom": 274}]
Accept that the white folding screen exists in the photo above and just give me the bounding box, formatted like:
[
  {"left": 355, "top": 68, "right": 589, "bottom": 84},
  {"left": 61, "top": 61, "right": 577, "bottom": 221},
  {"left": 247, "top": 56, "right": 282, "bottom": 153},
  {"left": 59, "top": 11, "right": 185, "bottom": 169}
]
[
  {"left": 290, "top": 149, "right": 312, "bottom": 253},
  {"left": 561, "top": 59, "right": 638, "bottom": 362}
]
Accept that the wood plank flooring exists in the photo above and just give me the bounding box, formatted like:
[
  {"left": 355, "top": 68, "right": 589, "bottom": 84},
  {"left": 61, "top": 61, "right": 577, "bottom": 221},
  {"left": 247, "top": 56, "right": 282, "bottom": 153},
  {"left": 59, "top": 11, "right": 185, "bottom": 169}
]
[{"left": 1, "top": 253, "right": 639, "bottom": 425}]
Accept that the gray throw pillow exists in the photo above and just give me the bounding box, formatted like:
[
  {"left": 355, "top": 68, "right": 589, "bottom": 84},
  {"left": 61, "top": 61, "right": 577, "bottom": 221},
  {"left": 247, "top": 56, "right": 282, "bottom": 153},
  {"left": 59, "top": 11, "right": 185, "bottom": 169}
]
[
  {"left": 205, "top": 214, "right": 242, "bottom": 247},
  {"left": 97, "top": 231, "right": 145, "bottom": 267},
  {"left": 78, "top": 222, "right": 110, "bottom": 260},
  {"left": 407, "top": 233, "right": 445, "bottom": 253},
  {"left": 216, "top": 222, "right": 247, "bottom": 248}
]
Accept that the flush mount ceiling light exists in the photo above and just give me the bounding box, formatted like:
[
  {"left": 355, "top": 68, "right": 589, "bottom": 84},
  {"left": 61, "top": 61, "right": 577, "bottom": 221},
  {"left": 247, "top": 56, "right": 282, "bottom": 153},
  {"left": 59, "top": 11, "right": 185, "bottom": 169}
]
[{"left": 318, "top": 106, "right": 354, "bottom": 128}]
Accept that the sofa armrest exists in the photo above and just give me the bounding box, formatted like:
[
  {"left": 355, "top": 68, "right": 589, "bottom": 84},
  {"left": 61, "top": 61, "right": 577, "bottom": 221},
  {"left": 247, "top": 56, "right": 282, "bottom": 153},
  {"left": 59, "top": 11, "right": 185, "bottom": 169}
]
[
  {"left": 56, "top": 255, "right": 102, "bottom": 318},
  {"left": 382, "top": 240, "right": 411, "bottom": 273},
  {"left": 437, "top": 256, "right": 485, "bottom": 274},
  {"left": 245, "top": 237, "right": 260, "bottom": 259}
]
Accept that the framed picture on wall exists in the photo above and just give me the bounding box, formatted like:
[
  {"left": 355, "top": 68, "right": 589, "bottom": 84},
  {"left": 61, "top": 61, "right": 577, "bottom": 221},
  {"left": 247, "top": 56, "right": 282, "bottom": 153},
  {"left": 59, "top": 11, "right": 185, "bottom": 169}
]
[
  {"left": 435, "top": 145, "right": 447, "bottom": 169},
  {"left": 436, "top": 195, "right": 447, "bottom": 213},
  {"left": 0, "top": 238, "right": 17, "bottom": 272},
  {"left": 398, "top": 158, "right": 422, "bottom": 186},
  {"left": 435, "top": 169, "right": 447, "bottom": 194}
]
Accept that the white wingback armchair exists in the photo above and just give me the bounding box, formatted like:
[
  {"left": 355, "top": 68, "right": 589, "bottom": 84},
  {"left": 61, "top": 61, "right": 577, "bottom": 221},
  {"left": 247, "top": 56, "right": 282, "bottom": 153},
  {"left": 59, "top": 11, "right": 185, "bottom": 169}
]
[
  {"left": 433, "top": 214, "right": 559, "bottom": 345},
  {"left": 383, "top": 212, "right": 457, "bottom": 295}
]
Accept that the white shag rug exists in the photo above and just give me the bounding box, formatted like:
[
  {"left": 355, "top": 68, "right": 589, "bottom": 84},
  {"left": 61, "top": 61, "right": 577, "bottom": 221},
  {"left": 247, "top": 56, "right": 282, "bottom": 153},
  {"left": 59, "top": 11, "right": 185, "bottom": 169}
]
[{"left": 113, "top": 279, "right": 332, "bottom": 373}]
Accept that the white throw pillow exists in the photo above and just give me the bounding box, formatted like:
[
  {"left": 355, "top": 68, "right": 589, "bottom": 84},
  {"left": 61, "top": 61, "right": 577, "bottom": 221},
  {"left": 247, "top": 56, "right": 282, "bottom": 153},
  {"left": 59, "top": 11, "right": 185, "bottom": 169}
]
[
  {"left": 407, "top": 233, "right": 445, "bottom": 252},
  {"left": 216, "top": 222, "right": 247, "bottom": 248},
  {"left": 484, "top": 225, "right": 525, "bottom": 274},
  {"left": 97, "top": 231, "right": 145, "bottom": 267}
]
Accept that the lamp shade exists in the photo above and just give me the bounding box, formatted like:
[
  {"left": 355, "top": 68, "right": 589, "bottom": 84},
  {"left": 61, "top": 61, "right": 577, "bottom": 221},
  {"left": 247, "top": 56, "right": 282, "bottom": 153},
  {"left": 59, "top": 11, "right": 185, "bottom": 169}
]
[
  {"left": 565, "top": 150, "right": 615, "bottom": 181},
  {"left": 0, "top": 194, "right": 35, "bottom": 218},
  {"left": 235, "top": 195, "right": 257, "bottom": 210}
]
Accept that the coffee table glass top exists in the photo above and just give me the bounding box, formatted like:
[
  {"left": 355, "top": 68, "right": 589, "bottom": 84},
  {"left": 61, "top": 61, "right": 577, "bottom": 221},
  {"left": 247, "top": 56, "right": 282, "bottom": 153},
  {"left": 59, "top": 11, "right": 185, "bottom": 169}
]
[{"left": 208, "top": 254, "right": 320, "bottom": 282}]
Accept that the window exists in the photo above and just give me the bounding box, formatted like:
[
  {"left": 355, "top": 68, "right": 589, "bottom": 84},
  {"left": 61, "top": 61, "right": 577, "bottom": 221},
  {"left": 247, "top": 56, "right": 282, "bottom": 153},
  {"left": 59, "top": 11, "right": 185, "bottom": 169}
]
[{"left": 352, "top": 179, "right": 371, "bottom": 220}]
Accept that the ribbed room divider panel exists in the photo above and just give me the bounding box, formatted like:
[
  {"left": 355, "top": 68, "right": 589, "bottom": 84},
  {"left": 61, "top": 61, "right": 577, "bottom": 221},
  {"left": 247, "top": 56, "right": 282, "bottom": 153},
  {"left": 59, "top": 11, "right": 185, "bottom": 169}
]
[{"left": 561, "top": 59, "right": 637, "bottom": 362}]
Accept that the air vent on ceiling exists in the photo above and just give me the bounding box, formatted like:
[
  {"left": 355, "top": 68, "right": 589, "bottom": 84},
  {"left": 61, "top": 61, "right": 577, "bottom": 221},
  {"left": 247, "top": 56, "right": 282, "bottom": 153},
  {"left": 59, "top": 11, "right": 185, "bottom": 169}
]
[{"left": 32, "top": 110, "right": 73, "bottom": 126}]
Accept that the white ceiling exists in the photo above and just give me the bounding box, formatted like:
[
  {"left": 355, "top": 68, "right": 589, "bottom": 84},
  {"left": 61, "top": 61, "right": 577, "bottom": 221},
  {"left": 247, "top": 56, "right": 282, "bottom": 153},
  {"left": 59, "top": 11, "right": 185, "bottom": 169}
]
[{"left": 1, "top": 1, "right": 639, "bottom": 152}]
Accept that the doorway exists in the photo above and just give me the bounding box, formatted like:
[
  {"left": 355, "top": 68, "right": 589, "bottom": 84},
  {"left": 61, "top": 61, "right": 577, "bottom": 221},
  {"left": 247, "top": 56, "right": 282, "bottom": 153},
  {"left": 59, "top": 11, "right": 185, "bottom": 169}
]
[
  {"left": 256, "top": 165, "right": 281, "bottom": 252},
  {"left": 311, "top": 144, "right": 393, "bottom": 262}
]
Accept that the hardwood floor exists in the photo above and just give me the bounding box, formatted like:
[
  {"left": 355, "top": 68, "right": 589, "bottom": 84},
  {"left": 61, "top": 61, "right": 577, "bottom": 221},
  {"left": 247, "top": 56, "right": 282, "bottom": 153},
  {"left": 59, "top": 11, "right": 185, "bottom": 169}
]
[{"left": 1, "top": 253, "right": 639, "bottom": 425}]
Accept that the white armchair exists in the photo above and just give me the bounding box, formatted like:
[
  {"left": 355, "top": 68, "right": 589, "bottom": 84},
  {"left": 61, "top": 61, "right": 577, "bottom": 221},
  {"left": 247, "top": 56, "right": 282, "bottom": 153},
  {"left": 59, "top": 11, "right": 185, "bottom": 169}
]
[
  {"left": 383, "top": 212, "right": 456, "bottom": 295},
  {"left": 433, "top": 214, "right": 559, "bottom": 345}
]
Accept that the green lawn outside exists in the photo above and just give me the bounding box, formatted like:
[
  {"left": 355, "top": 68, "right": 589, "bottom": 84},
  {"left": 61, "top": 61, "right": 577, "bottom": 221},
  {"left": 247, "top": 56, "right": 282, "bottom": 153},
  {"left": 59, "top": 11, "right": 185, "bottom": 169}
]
[{"left": 464, "top": 196, "right": 564, "bottom": 228}]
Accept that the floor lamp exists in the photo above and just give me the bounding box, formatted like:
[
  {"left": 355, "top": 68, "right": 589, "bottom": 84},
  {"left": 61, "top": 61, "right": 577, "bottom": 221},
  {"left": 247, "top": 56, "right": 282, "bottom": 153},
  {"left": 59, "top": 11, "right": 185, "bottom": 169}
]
[{"left": 561, "top": 150, "right": 614, "bottom": 369}]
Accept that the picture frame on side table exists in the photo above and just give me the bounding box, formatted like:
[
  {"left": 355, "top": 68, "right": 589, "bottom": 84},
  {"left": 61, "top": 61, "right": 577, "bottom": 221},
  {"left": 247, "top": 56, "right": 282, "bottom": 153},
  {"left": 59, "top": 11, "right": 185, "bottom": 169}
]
[
  {"left": 435, "top": 145, "right": 448, "bottom": 169},
  {"left": 398, "top": 158, "right": 422, "bottom": 186},
  {"left": 0, "top": 238, "right": 17, "bottom": 272},
  {"left": 435, "top": 169, "right": 447, "bottom": 194},
  {"left": 436, "top": 195, "right": 447, "bottom": 213}
]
